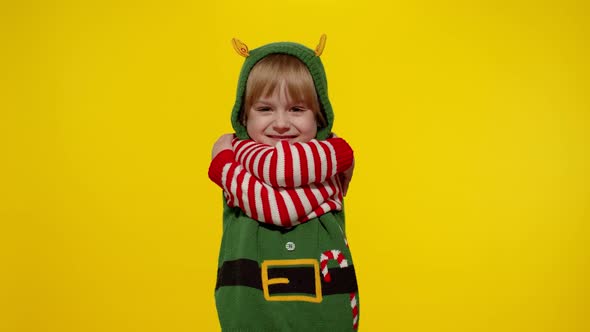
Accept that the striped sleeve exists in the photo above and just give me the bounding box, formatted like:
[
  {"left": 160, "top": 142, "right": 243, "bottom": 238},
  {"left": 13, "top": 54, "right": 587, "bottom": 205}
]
[
  {"left": 232, "top": 138, "right": 354, "bottom": 188},
  {"left": 208, "top": 149, "right": 343, "bottom": 227}
]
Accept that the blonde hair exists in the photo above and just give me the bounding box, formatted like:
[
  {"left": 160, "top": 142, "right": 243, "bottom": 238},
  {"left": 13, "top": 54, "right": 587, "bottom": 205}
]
[{"left": 241, "top": 54, "right": 327, "bottom": 128}]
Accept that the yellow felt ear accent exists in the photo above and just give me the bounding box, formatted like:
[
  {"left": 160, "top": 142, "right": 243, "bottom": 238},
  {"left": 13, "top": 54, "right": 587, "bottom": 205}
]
[
  {"left": 314, "top": 34, "right": 327, "bottom": 56},
  {"left": 232, "top": 38, "right": 250, "bottom": 57}
]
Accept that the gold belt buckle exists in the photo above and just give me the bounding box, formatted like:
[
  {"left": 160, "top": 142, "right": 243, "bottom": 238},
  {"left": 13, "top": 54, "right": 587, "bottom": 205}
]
[{"left": 261, "top": 259, "right": 323, "bottom": 303}]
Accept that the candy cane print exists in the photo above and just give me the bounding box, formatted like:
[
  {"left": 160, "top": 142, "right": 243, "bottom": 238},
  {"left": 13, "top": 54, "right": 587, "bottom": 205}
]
[
  {"left": 320, "top": 249, "right": 359, "bottom": 330},
  {"left": 350, "top": 292, "right": 359, "bottom": 329},
  {"left": 320, "top": 249, "right": 347, "bottom": 282}
]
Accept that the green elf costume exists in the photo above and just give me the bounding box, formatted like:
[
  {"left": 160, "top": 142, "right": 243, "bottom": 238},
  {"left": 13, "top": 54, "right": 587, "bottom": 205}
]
[{"left": 208, "top": 35, "right": 360, "bottom": 331}]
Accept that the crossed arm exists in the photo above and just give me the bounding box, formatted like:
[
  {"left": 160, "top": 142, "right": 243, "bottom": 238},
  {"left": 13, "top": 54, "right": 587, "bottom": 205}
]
[
  {"left": 231, "top": 137, "right": 353, "bottom": 187},
  {"left": 209, "top": 134, "right": 355, "bottom": 226}
]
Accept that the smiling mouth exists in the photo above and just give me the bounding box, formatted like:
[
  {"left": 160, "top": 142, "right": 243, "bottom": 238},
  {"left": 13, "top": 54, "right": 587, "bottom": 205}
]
[{"left": 267, "top": 135, "right": 298, "bottom": 139}]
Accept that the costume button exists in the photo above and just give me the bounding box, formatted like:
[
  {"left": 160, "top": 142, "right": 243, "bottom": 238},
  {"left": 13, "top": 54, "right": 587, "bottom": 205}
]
[{"left": 285, "top": 242, "right": 295, "bottom": 251}]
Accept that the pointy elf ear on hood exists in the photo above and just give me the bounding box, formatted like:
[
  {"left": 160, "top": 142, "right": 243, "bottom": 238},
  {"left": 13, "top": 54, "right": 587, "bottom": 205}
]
[
  {"left": 229, "top": 35, "right": 334, "bottom": 141},
  {"left": 314, "top": 34, "right": 327, "bottom": 56},
  {"left": 231, "top": 38, "right": 250, "bottom": 57}
]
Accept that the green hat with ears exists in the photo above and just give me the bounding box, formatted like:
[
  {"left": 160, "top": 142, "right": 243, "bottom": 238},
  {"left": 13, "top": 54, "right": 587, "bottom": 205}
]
[{"left": 230, "top": 35, "right": 333, "bottom": 140}]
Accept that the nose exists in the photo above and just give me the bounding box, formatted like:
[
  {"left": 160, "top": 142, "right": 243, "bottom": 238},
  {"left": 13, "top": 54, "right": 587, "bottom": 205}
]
[{"left": 273, "top": 111, "right": 290, "bottom": 133}]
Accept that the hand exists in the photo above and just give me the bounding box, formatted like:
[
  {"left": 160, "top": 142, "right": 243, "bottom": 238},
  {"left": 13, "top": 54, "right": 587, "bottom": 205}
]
[
  {"left": 212, "top": 133, "right": 234, "bottom": 159},
  {"left": 339, "top": 158, "right": 354, "bottom": 196}
]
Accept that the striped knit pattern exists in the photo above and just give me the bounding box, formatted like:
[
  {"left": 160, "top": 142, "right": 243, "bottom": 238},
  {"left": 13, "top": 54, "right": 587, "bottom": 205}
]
[
  {"left": 320, "top": 249, "right": 358, "bottom": 330},
  {"left": 350, "top": 292, "right": 359, "bottom": 329},
  {"left": 232, "top": 138, "right": 353, "bottom": 188},
  {"left": 209, "top": 138, "right": 354, "bottom": 227}
]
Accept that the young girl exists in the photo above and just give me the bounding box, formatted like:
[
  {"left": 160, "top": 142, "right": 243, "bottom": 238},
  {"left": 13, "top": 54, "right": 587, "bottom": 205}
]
[{"left": 208, "top": 36, "right": 359, "bottom": 331}]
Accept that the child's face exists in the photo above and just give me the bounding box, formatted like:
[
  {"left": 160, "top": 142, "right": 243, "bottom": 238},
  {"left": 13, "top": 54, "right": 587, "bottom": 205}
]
[{"left": 246, "top": 81, "right": 318, "bottom": 146}]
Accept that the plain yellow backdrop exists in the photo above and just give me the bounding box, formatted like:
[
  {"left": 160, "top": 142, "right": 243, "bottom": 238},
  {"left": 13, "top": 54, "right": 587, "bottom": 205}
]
[{"left": 1, "top": 0, "right": 589, "bottom": 331}]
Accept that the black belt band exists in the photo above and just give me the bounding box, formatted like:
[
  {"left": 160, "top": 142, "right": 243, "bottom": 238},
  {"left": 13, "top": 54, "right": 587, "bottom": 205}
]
[{"left": 216, "top": 258, "right": 358, "bottom": 296}]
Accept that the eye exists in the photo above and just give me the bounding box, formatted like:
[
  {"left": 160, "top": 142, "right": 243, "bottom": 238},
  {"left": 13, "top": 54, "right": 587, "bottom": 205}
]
[
  {"left": 290, "top": 106, "right": 306, "bottom": 112},
  {"left": 256, "top": 107, "right": 271, "bottom": 112}
]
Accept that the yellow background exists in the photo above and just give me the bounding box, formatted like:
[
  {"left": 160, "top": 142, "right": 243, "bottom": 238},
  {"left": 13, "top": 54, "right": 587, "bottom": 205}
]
[{"left": 1, "top": 0, "right": 589, "bottom": 331}]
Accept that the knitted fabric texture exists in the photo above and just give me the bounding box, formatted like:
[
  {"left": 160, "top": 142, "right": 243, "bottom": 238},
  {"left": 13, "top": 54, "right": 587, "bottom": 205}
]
[
  {"left": 231, "top": 42, "right": 334, "bottom": 140},
  {"left": 208, "top": 137, "right": 354, "bottom": 227}
]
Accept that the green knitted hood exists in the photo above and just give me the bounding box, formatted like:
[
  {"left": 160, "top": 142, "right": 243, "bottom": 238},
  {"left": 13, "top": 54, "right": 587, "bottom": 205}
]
[{"left": 230, "top": 38, "right": 333, "bottom": 140}]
